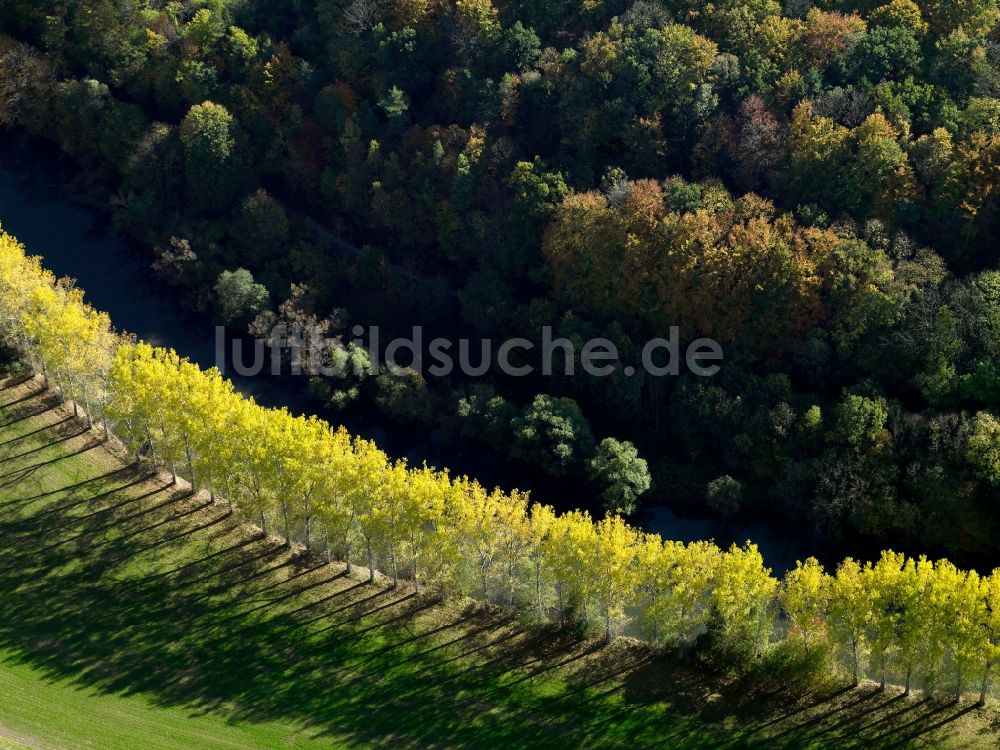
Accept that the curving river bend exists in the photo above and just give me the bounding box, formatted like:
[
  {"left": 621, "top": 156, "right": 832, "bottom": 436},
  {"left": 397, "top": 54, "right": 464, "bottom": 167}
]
[{"left": 0, "top": 136, "right": 811, "bottom": 574}]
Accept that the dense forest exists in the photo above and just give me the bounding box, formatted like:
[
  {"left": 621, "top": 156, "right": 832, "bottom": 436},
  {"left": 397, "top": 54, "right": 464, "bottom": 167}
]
[{"left": 2, "top": 0, "right": 1000, "bottom": 564}]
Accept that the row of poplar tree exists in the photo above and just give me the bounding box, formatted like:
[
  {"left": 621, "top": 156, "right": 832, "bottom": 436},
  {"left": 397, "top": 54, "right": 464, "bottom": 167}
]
[{"left": 1, "top": 226, "right": 999, "bottom": 703}]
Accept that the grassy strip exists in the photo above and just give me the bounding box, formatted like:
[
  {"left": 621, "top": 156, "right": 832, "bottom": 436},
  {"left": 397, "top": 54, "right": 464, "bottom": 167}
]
[{"left": 0, "top": 374, "right": 995, "bottom": 749}]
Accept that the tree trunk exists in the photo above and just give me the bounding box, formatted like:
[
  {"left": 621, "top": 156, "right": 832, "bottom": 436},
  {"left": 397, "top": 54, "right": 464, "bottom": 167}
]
[
  {"left": 409, "top": 533, "right": 420, "bottom": 594},
  {"left": 82, "top": 384, "right": 92, "bottom": 428},
  {"left": 752, "top": 609, "right": 767, "bottom": 659},
  {"left": 979, "top": 662, "right": 990, "bottom": 707},
  {"left": 904, "top": 664, "right": 913, "bottom": 697},
  {"left": 281, "top": 500, "right": 291, "bottom": 547},
  {"left": 304, "top": 501, "right": 312, "bottom": 551},
  {"left": 366, "top": 541, "right": 374, "bottom": 582},
  {"left": 185, "top": 442, "right": 196, "bottom": 488},
  {"left": 647, "top": 590, "right": 658, "bottom": 642},
  {"left": 102, "top": 415, "right": 109, "bottom": 442},
  {"left": 852, "top": 639, "right": 860, "bottom": 687},
  {"left": 259, "top": 510, "right": 267, "bottom": 536},
  {"left": 508, "top": 560, "right": 515, "bottom": 609},
  {"left": 956, "top": 666, "right": 963, "bottom": 704},
  {"left": 605, "top": 578, "right": 613, "bottom": 642},
  {"left": 535, "top": 560, "right": 542, "bottom": 621}
]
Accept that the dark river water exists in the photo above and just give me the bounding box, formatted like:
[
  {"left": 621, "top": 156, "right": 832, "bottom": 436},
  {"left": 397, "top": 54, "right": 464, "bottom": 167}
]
[{"left": 0, "top": 136, "right": 811, "bottom": 574}]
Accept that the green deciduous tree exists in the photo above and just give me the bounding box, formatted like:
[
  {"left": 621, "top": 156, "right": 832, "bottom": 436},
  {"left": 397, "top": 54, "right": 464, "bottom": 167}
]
[
  {"left": 215, "top": 268, "right": 270, "bottom": 325},
  {"left": 510, "top": 394, "right": 595, "bottom": 476},
  {"left": 179, "top": 101, "right": 243, "bottom": 212},
  {"left": 587, "top": 438, "right": 651, "bottom": 516}
]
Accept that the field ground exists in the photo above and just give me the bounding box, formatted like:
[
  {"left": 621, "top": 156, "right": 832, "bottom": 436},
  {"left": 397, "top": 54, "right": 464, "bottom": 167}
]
[{"left": 0, "top": 373, "right": 997, "bottom": 749}]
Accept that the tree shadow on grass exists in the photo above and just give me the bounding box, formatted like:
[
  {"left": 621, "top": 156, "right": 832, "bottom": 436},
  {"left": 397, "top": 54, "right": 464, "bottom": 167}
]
[
  {"left": 796, "top": 690, "right": 905, "bottom": 745},
  {"left": 866, "top": 699, "right": 960, "bottom": 746},
  {"left": 30, "top": 487, "right": 192, "bottom": 553},
  {"left": 240, "top": 558, "right": 332, "bottom": 599},
  {"left": 0, "top": 437, "right": 105, "bottom": 489},
  {"left": 848, "top": 693, "right": 921, "bottom": 737},
  {"left": 170, "top": 539, "right": 284, "bottom": 595},
  {"left": 25, "top": 469, "right": 156, "bottom": 520},
  {"left": 0, "top": 426, "right": 92, "bottom": 466},
  {"left": 0, "top": 395, "right": 62, "bottom": 429},
  {"left": 747, "top": 684, "right": 855, "bottom": 734},
  {"left": 0, "top": 383, "right": 49, "bottom": 409},
  {"left": 0, "top": 463, "right": 142, "bottom": 509},
  {"left": 0, "top": 414, "right": 73, "bottom": 449}
]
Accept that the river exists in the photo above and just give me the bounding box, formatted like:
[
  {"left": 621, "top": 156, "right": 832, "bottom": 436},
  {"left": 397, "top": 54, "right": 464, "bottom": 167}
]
[{"left": 0, "top": 135, "right": 811, "bottom": 574}]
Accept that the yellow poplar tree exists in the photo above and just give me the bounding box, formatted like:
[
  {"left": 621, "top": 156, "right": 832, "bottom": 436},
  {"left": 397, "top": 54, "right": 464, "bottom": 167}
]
[
  {"left": 979, "top": 571, "right": 1000, "bottom": 705},
  {"left": 591, "top": 515, "right": 641, "bottom": 641},
  {"left": 782, "top": 557, "right": 831, "bottom": 657},
  {"left": 829, "top": 558, "right": 872, "bottom": 686}
]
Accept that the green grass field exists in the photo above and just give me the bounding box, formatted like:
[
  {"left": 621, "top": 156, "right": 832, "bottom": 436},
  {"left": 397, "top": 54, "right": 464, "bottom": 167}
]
[{"left": 0, "top": 373, "right": 996, "bottom": 750}]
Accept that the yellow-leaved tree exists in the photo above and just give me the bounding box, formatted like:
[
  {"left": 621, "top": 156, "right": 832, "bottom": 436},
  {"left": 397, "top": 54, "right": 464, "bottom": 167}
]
[{"left": 781, "top": 557, "right": 830, "bottom": 658}]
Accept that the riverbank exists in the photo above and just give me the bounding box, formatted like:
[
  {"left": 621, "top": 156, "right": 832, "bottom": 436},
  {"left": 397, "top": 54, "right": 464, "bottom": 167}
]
[{"left": 0, "top": 374, "right": 995, "bottom": 749}]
